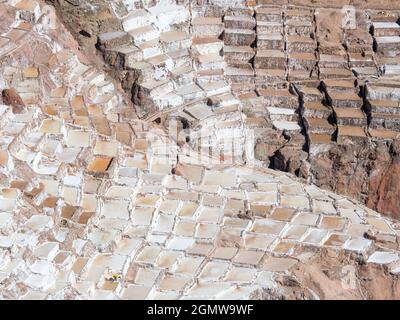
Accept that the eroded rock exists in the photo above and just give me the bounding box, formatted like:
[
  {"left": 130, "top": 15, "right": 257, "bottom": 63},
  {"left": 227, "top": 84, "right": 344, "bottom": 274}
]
[{"left": 1, "top": 88, "right": 25, "bottom": 114}]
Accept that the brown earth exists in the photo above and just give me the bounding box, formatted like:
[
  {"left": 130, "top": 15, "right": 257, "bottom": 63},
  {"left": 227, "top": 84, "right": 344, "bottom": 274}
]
[
  {"left": 291, "top": 248, "right": 400, "bottom": 300},
  {"left": 2, "top": 88, "right": 25, "bottom": 114},
  {"left": 46, "top": 0, "right": 122, "bottom": 71},
  {"left": 306, "top": 141, "right": 400, "bottom": 219},
  {"left": 250, "top": 248, "right": 400, "bottom": 300}
]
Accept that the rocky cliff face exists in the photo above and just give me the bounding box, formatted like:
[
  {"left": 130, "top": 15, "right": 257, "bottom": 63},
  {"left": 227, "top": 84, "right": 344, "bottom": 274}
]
[
  {"left": 307, "top": 141, "right": 400, "bottom": 219},
  {"left": 368, "top": 142, "right": 400, "bottom": 218}
]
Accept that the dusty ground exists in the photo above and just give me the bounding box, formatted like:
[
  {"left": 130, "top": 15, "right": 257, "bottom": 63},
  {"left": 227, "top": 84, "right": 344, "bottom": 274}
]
[{"left": 291, "top": 248, "right": 400, "bottom": 299}]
